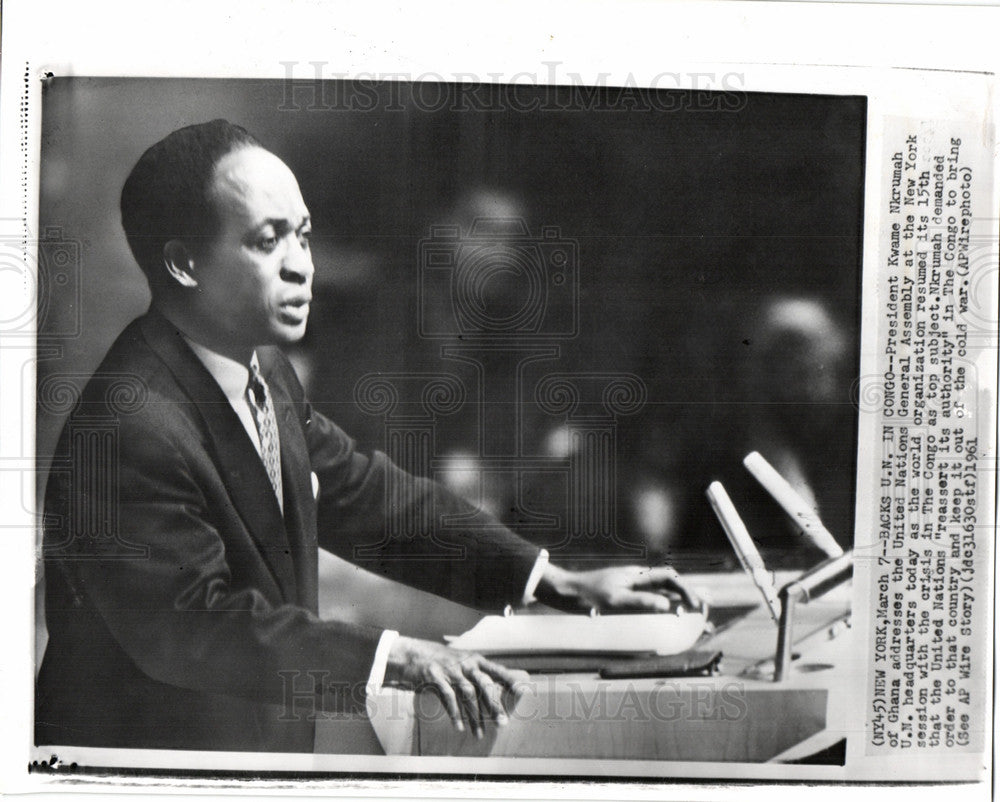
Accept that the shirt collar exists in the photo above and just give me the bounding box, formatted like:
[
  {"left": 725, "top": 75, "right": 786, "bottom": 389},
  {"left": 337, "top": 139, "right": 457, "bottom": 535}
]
[{"left": 182, "top": 334, "right": 255, "bottom": 406}]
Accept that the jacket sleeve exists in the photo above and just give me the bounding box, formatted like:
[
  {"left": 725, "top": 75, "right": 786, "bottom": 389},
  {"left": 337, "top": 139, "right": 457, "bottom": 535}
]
[
  {"left": 267, "top": 357, "right": 542, "bottom": 611},
  {"left": 44, "top": 407, "right": 383, "bottom": 710}
]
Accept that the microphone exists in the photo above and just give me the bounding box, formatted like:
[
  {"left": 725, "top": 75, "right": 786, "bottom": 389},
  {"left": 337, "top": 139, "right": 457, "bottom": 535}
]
[
  {"left": 706, "top": 481, "right": 782, "bottom": 623},
  {"left": 742, "top": 451, "right": 844, "bottom": 558}
]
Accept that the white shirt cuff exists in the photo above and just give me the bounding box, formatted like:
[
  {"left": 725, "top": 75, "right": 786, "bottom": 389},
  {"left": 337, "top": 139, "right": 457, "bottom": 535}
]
[
  {"left": 366, "top": 551, "right": 548, "bottom": 691},
  {"left": 520, "top": 549, "right": 550, "bottom": 606},
  {"left": 365, "top": 629, "right": 399, "bottom": 697}
]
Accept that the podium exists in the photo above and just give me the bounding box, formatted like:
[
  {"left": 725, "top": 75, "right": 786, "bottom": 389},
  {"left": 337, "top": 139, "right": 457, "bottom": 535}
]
[{"left": 314, "top": 551, "right": 854, "bottom": 762}]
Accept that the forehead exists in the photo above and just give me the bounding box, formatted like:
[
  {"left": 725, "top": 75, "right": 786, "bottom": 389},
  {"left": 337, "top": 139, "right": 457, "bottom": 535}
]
[{"left": 208, "top": 146, "right": 308, "bottom": 226}]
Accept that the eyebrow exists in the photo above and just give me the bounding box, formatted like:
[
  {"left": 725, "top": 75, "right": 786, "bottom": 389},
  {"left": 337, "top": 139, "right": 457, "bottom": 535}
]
[{"left": 255, "top": 215, "right": 311, "bottom": 233}]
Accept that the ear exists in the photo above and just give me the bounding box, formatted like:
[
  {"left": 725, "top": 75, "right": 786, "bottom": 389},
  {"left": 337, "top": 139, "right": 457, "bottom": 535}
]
[{"left": 163, "top": 240, "right": 199, "bottom": 288}]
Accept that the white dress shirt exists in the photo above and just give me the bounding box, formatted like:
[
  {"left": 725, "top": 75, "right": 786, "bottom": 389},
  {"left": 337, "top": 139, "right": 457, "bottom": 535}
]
[{"left": 183, "top": 335, "right": 549, "bottom": 695}]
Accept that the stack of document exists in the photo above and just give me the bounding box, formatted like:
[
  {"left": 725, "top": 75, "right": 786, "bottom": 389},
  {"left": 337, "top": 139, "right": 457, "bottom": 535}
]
[{"left": 444, "top": 609, "right": 708, "bottom": 656}]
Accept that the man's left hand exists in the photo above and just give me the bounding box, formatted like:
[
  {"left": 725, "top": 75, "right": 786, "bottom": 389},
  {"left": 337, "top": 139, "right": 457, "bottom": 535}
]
[{"left": 535, "top": 563, "right": 700, "bottom": 615}]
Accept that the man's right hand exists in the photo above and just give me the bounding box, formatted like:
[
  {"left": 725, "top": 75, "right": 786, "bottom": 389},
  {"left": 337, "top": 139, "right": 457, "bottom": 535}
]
[{"left": 384, "top": 636, "right": 528, "bottom": 739}]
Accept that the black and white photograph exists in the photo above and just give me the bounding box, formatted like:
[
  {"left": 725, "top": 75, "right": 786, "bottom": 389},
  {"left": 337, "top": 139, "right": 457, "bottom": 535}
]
[
  {"left": 1, "top": 1, "right": 997, "bottom": 797},
  {"left": 30, "top": 76, "right": 864, "bottom": 766}
]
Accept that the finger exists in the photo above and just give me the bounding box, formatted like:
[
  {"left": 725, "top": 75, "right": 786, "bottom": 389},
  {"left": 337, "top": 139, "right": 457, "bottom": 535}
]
[
  {"left": 452, "top": 675, "right": 484, "bottom": 739},
  {"left": 481, "top": 662, "right": 530, "bottom": 708},
  {"left": 665, "top": 576, "right": 701, "bottom": 609},
  {"left": 614, "top": 589, "right": 675, "bottom": 613},
  {"left": 628, "top": 565, "right": 683, "bottom": 588},
  {"left": 478, "top": 660, "right": 529, "bottom": 694},
  {"left": 468, "top": 668, "right": 506, "bottom": 724},
  {"left": 632, "top": 567, "right": 701, "bottom": 609},
  {"left": 427, "top": 667, "right": 465, "bottom": 733}
]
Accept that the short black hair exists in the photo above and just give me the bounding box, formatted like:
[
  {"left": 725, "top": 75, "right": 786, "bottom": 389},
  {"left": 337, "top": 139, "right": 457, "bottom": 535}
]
[{"left": 120, "top": 119, "right": 262, "bottom": 288}]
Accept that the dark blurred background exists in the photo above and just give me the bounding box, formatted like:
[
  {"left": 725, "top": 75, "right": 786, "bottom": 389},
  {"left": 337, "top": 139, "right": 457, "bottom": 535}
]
[{"left": 37, "top": 78, "right": 865, "bottom": 572}]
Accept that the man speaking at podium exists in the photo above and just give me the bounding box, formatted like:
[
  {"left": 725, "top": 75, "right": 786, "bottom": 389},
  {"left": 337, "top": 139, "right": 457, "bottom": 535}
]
[{"left": 36, "top": 120, "right": 696, "bottom": 754}]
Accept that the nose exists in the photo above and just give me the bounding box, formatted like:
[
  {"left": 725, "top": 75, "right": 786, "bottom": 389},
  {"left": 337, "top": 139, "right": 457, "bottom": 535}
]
[{"left": 280, "top": 235, "right": 314, "bottom": 285}]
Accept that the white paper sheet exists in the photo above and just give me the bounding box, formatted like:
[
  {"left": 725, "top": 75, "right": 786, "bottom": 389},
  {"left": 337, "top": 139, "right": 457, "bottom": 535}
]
[{"left": 444, "top": 610, "right": 708, "bottom": 655}]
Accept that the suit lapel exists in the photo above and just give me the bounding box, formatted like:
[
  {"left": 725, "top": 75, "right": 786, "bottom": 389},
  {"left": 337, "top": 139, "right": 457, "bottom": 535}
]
[{"left": 138, "top": 311, "right": 298, "bottom": 601}]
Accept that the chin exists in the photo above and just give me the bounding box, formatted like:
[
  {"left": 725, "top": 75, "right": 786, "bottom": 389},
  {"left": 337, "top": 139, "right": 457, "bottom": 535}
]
[
  {"left": 259, "top": 309, "right": 309, "bottom": 346},
  {"left": 271, "top": 327, "right": 306, "bottom": 345},
  {"left": 275, "top": 321, "right": 308, "bottom": 343}
]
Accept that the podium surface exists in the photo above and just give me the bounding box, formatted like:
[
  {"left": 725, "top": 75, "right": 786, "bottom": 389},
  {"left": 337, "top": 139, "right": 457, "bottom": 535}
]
[{"left": 315, "top": 553, "right": 854, "bottom": 762}]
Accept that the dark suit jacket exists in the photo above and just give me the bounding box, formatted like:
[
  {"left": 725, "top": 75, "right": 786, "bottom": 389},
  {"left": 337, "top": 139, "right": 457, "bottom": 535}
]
[{"left": 36, "top": 310, "right": 540, "bottom": 753}]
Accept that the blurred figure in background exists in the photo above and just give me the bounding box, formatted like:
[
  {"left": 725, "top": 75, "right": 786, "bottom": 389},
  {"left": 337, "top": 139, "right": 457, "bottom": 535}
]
[
  {"left": 414, "top": 188, "right": 565, "bottom": 524},
  {"left": 740, "top": 296, "right": 851, "bottom": 521},
  {"left": 622, "top": 295, "right": 856, "bottom": 571}
]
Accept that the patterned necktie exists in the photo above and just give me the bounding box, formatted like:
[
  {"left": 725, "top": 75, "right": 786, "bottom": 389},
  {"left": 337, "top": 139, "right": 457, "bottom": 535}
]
[{"left": 246, "top": 357, "right": 284, "bottom": 513}]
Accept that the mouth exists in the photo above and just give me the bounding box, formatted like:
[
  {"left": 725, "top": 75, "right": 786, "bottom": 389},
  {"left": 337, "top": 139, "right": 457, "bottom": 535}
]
[{"left": 278, "top": 298, "right": 311, "bottom": 324}]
